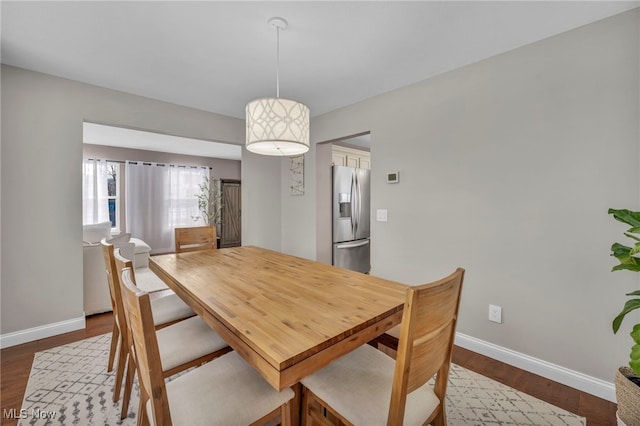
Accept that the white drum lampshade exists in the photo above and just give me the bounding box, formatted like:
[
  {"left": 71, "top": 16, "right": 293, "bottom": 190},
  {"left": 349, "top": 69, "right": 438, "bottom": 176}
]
[{"left": 246, "top": 97, "right": 310, "bottom": 156}]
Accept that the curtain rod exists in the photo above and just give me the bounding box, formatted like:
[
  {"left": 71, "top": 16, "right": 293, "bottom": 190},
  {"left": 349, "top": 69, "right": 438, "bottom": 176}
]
[{"left": 86, "top": 158, "right": 212, "bottom": 169}]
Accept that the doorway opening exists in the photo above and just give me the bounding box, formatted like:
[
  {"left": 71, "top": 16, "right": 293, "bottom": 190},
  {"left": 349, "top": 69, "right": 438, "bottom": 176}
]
[{"left": 315, "top": 133, "right": 371, "bottom": 266}]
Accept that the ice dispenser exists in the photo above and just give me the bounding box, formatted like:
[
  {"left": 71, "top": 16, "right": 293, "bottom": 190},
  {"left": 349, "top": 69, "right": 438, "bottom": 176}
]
[{"left": 338, "top": 193, "right": 351, "bottom": 218}]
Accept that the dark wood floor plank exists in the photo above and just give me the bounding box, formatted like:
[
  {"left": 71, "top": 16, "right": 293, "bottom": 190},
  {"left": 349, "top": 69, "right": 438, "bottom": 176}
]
[{"left": 1, "top": 313, "right": 617, "bottom": 425}]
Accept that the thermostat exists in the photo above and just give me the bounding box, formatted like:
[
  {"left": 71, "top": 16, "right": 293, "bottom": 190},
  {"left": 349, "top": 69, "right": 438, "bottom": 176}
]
[{"left": 387, "top": 171, "right": 399, "bottom": 184}]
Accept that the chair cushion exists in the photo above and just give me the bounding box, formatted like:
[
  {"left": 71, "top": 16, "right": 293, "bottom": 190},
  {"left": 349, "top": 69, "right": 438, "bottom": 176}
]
[
  {"left": 134, "top": 267, "right": 169, "bottom": 292},
  {"left": 301, "top": 344, "right": 440, "bottom": 425},
  {"left": 149, "top": 292, "right": 195, "bottom": 326},
  {"left": 147, "top": 351, "right": 294, "bottom": 426},
  {"left": 156, "top": 316, "right": 228, "bottom": 372}
]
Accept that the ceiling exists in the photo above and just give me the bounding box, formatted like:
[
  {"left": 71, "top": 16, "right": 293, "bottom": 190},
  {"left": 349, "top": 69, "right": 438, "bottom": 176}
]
[
  {"left": 3, "top": 2, "right": 638, "bottom": 157},
  {"left": 3, "top": 1, "right": 638, "bottom": 121}
]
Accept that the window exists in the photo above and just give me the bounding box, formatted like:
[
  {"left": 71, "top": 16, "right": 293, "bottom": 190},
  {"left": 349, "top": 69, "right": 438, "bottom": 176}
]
[
  {"left": 82, "top": 158, "right": 109, "bottom": 225},
  {"left": 125, "top": 161, "right": 208, "bottom": 253},
  {"left": 106, "top": 162, "right": 119, "bottom": 230},
  {"left": 82, "top": 159, "right": 121, "bottom": 230}
]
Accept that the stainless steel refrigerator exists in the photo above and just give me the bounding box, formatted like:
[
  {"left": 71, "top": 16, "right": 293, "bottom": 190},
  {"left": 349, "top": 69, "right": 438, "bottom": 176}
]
[{"left": 332, "top": 165, "right": 371, "bottom": 273}]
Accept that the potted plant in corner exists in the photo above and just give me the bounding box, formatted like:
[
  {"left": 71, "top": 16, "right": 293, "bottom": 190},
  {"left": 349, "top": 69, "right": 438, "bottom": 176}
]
[
  {"left": 608, "top": 208, "right": 640, "bottom": 426},
  {"left": 195, "top": 175, "right": 222, "bottom": 246}
]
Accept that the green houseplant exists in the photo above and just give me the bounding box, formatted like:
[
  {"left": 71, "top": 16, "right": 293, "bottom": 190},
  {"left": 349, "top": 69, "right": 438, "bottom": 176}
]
[
  {"left": 609, "top": 208, "right": 640, "bottom": 376},
  {"left": 608, "top": 208, "right": 640, "bottom": 426},
  {"left": 196, "top": 176, "right": 222, "bottom": 226}
]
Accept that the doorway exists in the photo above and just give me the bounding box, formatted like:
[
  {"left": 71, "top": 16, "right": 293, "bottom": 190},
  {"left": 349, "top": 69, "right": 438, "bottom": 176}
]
[
  {"left": 220, "top": 179, "right": 242, "bottom": 248},
  {"left": 316, "top": 133, "right": 371, "bottom": 265}
]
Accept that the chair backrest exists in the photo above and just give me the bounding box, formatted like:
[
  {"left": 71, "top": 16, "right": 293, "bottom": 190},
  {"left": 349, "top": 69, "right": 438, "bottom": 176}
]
[
  {"left": 388, "top": 268, "right": 465, "bottom": 424},
  {"left": 113, "top": 248, "right": 136, "bottom": 286},
  {"left": 174, "top": 225, "right": 217, "bottom": 253},
  {"left": 100, "top": 239, "right": 120, "bottom": 315},
  {"left": 120, "top": 267, "right": 172, "bottom": 425},
  {"left": 101, "top": 241, "right": 133, "bottom": 331},
  {"left": 101, "top": 240, "right": 139, "bottom": 357}
]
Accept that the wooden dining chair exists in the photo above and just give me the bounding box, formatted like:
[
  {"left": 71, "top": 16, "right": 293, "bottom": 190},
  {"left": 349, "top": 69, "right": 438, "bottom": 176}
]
[
  {"left": 112, "top": 248, "right": 231, "bottom": 420},
  {"left": 174, "top": 225, "right": 217, "bottom": 253},
  {"left": 101, "top": 240, "right": 195, "bottom": 380},
  {"left": 119, "top": 266, "right": 295, "bottom": 426},
  {"left": 300, "top": 268, "right": 465, "bottom": 426}
]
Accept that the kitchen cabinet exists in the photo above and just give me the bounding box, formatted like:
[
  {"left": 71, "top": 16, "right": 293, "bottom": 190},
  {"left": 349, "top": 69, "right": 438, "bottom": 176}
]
[{"left": 332, "top": 145, "right": 370, "bottom": 170}]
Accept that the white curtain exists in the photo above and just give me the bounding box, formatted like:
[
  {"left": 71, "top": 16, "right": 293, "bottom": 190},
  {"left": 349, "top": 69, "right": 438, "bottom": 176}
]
[
  {"left": 126, "top": 161, "right": 207, "bottom": 254},
  {"left": 82, "top": 158, "right": 109, "bottom": 225}
]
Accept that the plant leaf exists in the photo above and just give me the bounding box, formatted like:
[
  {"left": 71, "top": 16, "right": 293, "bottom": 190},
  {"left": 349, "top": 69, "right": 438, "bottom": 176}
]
[
  {"left": 610, "top": 242, "right": 640, "bottom": 270},
  {"left": 625, "top": 232, "right": 640, "bottom": 242},
  {"left": 631, "top": 344, "right": 640, "bottom": 360},
  {"left": 612, "top": 263, "right": 640, "bottom": 272},
  {"left": 609, "top": 209, "right": 640, "bottom": 228},
  {"left": 631, "top": 324, "right": 640, "bottom": 345},
  {"left": 611, "top": 243, "right": 633, "bottom": 260},
  {"left": 630, "top": 343, "right": 640, "bottom": 376},
  {"left": 630, "top": 242, "right": 640, "bottom": 256},
  {"left": 613, "top": 299, "right": 640, "bottom": 333}
]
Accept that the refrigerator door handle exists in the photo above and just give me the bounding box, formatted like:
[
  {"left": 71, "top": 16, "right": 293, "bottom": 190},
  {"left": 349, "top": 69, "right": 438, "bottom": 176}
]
[
  {"left": 353, "top": 171, "right": 359, "bottom": 234},
  {"left": 336, "top": 240, "right": 370, "bottom": 249},
  {"left": 356, "top": 172, "right": 361, "bottom": 229},
  {"left": 350, "top": 172, "right": 356, "bottom": 234}
]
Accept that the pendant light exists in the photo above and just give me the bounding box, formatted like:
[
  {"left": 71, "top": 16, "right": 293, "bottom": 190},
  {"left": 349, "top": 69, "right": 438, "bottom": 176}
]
[{"left": 246, "top": 17, "right": 310, "bottom": 156}]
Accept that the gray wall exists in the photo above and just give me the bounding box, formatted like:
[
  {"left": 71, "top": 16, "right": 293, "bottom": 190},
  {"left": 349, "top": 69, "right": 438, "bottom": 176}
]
[
  {"left": 240, "top": 149, "right": 282, "bottom": 251},
  {"left": 279, "top": 150, "right": 317, "bottom": 260},
  {"left": 285, "top": 10, "right": 640, "bottom": 383},
  {"left": 315, "top": 142, "right": 333, "bottom": 265},
  {"left": 1, "top": 65, "right": 245, "bottom": 334}
]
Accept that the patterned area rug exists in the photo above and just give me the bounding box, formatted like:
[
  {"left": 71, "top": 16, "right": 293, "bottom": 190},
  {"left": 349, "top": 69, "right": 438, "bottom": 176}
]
[{"left": 18, "top": 333, "right": 585, "bottom": 425}]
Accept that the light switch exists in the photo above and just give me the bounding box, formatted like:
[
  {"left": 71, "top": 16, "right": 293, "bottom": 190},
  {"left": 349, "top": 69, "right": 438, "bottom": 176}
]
[{"left": 376, "top": 209, "right": 388, "bottom": 222}]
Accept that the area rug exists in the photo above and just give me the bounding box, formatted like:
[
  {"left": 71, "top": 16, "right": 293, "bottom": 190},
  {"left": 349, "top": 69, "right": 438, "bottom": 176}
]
[{"left": 18, "top": 333, "right": 585, "bottom": 425}]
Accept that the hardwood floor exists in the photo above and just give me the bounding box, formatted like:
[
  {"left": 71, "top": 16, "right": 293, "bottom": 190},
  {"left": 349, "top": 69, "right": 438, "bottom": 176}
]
[{"left": 1, "top": 312, "right": 617, "bottom": 426}]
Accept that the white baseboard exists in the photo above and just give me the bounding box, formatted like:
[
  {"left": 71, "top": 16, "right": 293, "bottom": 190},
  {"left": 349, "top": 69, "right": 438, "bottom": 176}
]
[
  {"left": 0, "top": 316, "right": 86, "bottom": 349},
  {"left": 455, "top": 332, "right": 616, "bottom": 403}
]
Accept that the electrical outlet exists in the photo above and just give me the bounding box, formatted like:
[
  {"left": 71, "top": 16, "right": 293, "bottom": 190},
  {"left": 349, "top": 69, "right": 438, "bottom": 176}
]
[{"left": 489, "top": 304, "right": 502, "bottom": 323}]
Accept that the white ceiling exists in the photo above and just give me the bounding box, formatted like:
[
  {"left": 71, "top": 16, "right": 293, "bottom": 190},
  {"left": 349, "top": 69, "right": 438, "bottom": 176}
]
[
  {"left": 2, "top": 1, "right": 638, "bottom": 121},
  {"left": 2, "top": 1, "right": 638, "bottom": 157}
]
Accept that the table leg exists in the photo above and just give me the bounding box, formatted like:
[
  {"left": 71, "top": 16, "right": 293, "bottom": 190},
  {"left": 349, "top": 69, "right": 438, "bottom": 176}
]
[{"left": 291, "top": 382, "right": 302, "bottom": 426}]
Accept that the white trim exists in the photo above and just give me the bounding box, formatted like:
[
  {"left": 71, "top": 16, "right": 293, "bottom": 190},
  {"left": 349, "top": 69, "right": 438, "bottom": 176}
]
[
  {"left": 0, "top": 316, "right": 86, "bottom": 349},
  {"left": 455, "top": 332, "right": 616, "bottom": 402}
]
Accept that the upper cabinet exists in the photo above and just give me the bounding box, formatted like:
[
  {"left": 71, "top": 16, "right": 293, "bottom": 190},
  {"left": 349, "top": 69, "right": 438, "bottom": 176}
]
[{"left": 332, "top": 145, "right": 371, "bottom": 170}]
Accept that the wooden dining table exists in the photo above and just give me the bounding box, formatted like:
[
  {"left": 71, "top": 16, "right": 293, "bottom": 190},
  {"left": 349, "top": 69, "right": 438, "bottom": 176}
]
[{"left": 149, "top": 245, "right": 407, "bottom": 418}]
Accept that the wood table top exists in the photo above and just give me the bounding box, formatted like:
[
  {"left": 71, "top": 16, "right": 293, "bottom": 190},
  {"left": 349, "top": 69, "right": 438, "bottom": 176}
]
[{"left": 149, "top": 246, "right": 408, "bottom": 390}]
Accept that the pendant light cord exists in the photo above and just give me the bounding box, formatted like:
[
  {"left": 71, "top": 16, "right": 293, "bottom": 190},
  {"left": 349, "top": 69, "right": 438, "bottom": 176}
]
[{"left": 276, "top": 25, "right": 280, "bottom": 98}]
